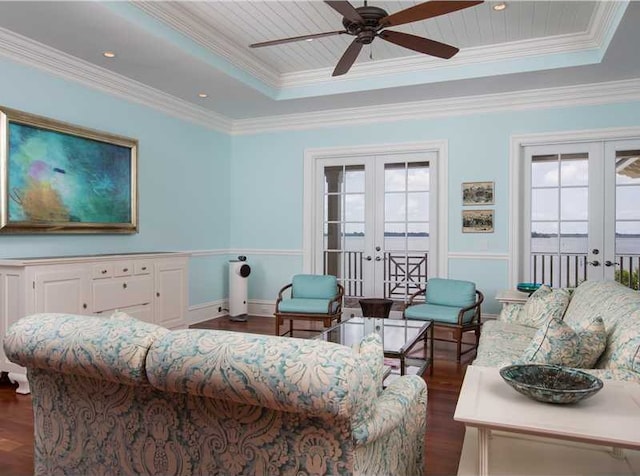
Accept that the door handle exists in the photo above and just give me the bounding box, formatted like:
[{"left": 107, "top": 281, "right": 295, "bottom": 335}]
[
  {"left": 588, "top": 260, "right": 600, "bottom": 267},
  {"left": 604, "top": 260, "right": 619, "bottom": 267}
]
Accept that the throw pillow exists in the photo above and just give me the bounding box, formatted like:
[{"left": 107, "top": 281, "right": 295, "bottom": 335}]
[
  {"left": 572, "top": 315, "right": 607, "bottom": 368},
  {"left": 519, "top": 285, "right": 571, "bottom": 328},
  {"left": 518, "top": 317, "right": 581, "bottom": 366}
]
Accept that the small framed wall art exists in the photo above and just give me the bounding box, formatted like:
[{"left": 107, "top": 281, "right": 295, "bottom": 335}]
[
  {"left": 462, "top": 181, "right": 494, "bottom": 206},
  {"left": 0, "top": 106, "right": 138, "bottom": 234},
  {"left": 462, "top": 209, "right": 494, "bottom": 233}
]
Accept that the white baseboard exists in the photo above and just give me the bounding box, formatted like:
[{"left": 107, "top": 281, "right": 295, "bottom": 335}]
[
  {"left": 187, "top": 299, "right": 227, "bottom": 325},
  {"left": 248, "top": 300, "right": 276, "bottom": 317}
]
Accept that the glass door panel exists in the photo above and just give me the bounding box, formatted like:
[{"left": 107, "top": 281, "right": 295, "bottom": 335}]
[
  {"left": 527, "top": 146, "right": 598, "bottom": 287},
  {"left": 377, "top": 160, "right": 430, "bottom": 304},
  {"left": 322, "top": 164, "right": 366, "bottom": 299},
  {"left": 610, "top": 146, "right": 640, "bottom": 289}
]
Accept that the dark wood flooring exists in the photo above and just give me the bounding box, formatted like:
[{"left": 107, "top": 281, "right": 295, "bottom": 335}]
[{"left": 0, "top": 316, "right": 471, "bottom": 476}]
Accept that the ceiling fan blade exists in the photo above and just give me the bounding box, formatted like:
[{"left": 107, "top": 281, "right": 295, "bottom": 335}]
[
  {"left": 250, "top": 30, "right": 346, "bottom": 48},
  {"left": 381, "top": 1, "right": 483, "bottom": 27},
  {"left": 324, "top": 1, "right": 363, "bottom": 23},
  {"left": 379, "top": 30, "right": 459, "bottom": 59},
  {"left": 332, "top": 39, "right": 363, "bottom": 76}
]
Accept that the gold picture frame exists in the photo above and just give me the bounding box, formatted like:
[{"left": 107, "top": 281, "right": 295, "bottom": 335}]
[
  {"left": 462, "top": 209, "right": 494, "bottom": 233},
  {"left": 1, "top": 107, "right": 138, "bottom": 234}
]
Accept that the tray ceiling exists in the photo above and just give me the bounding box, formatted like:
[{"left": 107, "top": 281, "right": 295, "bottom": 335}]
[{"left": 0, "top": 1, "right": 636, "bottom": 124}]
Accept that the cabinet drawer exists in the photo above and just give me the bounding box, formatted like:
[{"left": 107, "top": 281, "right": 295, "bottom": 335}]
[
  {"left": 134, "top": 261, "right": 153, "bottom": 275},
  {"left": 92, "top": 276, "right": 153, "bottom": 313},
  {"left": 113, "top": 261, "right": 133, "bottom": 277},
  {"left": 92, "top": 264, "right": 113, "bottom": 279}
]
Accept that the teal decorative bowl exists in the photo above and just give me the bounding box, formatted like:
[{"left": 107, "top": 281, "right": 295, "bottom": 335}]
[
  {"left": 516, "top": 282, "right": 543, "bottom": 294},
  {"left": 499, "top": 364, "right": 604, "bottom": 404}
]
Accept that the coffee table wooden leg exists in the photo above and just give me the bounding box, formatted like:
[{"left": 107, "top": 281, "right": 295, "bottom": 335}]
[{"left": 477, "top": 427, "right": 490, "bottom": 476}]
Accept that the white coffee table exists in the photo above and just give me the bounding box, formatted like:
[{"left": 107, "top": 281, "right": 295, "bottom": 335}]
[{"left": 454, "top": 366, "right": 640, "bottom": 476}]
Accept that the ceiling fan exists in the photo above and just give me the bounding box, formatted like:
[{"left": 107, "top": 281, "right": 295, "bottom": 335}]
[{"left": 249, "top": 1, "right": 484, "bottom": 77}]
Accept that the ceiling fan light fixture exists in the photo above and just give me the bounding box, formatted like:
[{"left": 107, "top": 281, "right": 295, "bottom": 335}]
[{"left": 493, "top": 3, "right": 506, "bottom": 11}]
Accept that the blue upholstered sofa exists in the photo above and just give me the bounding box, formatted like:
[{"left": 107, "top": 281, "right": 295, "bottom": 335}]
[
  {"left": 473, "top": 280, "right": 640, "bottom": 383},
  {"left": 4, "top": 312, "right": 427, "bottom": 475}
]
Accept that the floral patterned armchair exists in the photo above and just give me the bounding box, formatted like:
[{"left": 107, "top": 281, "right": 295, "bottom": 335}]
[{"left": 4, "top": 312, "right": 427, "bottom": 475}]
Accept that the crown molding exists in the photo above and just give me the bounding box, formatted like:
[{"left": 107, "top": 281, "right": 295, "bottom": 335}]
[
  {"left": 231, "top": 77, "right": 640, "bottom": 135},
  {"left": 0, "top": 27, "right": 233, "bottom": 133},
  {"left": 279, "top": 29, "right": 600, "bottom": 89},
  {"left": 133, "top": 2, "right": 279, "bottom": 90}
]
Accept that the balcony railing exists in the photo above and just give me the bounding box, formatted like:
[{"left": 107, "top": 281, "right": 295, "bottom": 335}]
[
  {"left": 324, "top": 251, "right": 428, "bottom": 300},
  {"left": 531, "top": 253, "right": 640, "bottom": 290}
]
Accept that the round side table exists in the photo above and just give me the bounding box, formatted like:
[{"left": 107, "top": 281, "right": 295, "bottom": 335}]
[{"left": 359, "top": 298, "right": 393, "bottom": 318}]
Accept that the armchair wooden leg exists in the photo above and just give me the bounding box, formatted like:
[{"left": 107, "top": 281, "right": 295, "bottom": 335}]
[{"left": 456, "top": 329, "right": 463, "bottom": 363}]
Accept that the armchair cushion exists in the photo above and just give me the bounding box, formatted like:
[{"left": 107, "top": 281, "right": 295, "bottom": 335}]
[
  {"left": 404, "top": 303, "right": 475, "bottom": 324},
  {"left": 278, "top": 298, "right": 339, "bottom": 314},
  {"left": 425, "top": 278, "right": 476, "bottom": 308},
  {"left": 292, "top": 274, "right": 338, "bottom": 299}
]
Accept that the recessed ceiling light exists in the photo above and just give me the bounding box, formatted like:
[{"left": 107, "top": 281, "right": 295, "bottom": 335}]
[
  {"left": 103, "top": 51, "right": 116, "bottom": 58},
  {"left": 493, "top": 3, "right": 506, "bottom": 11},
  {"left": 198, "top": 93, "right": 208, "bottom": 98}
]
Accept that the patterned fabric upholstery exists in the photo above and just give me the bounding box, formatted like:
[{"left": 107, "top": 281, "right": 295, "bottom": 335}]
[
  {"left": 518, "top": 318, "right": 582, "bottom": 366},
  {"left": 3, "top": 313, "right": 427, "bottom": 476},
  {"left": 473, "top": 280, "right": 640, "bottom": 383}
]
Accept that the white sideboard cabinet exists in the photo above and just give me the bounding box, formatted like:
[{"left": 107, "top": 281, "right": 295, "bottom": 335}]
[{"left": 0, "top": 252, "right": 189, "bottom": 394}]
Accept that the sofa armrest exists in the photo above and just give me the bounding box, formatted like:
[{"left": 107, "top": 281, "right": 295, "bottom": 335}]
[
  {"left": 352, "top": 375, "right": 427, "bottom": 445},
  {"left": 498, "top": 303, "right": 525, "bottom": 322}
]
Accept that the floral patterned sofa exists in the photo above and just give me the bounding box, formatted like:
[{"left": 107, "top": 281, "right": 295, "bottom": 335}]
[
  {"left": 3, "top": 312, "right": 427, "bottom": 476},
  {"left": 473, "top": 280, "right": 640, "bottom": 382}
]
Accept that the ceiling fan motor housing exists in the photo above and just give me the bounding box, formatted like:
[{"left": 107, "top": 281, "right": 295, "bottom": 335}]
[{"left": 342, "top": 6, "right": 388, "bottom": 42}]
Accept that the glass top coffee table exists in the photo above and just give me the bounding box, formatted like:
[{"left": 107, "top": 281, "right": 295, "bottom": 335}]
[{"left": 317, "top": 317, "right": 433, "bottom": 378}]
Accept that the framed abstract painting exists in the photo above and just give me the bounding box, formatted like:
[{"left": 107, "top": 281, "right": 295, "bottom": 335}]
[{"left": 0, "top": 107, "right": 138, "bottom": 233}]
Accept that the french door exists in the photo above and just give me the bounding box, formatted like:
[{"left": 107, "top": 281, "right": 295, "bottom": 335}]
[
  {"left": 314, "top": 151, "right": 439, "bottom": 315},
  {"left": 523, "top": 140, "right": 640, "bottom": 288}
]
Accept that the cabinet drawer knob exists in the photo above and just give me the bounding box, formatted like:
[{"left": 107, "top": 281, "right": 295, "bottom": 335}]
[
  {"left": 101, "top": 269, "right": 107, "bottom": 274},
  {"left": 123, "top": 283, "right": 128, "bottom": 289},
  {"left": 123, "top": 268, "right": 129, "bottom": 272},
  {"left": 83, "top": 303, "right": 87, "bottom": 309},
  {"left": 156, "top": 292, "right": 160, "bottom": 297},
  {"left": 141, "top": 267, "right": 147, "bottom": 271}
]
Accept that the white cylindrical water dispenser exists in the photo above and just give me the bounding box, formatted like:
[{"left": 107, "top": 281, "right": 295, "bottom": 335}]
[{"left": 229, "top": 256, "right": 251, "bottom": 322}]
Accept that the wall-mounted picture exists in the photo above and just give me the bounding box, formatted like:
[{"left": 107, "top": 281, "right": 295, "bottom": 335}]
[
  {"left": 1, "top": 107, "right": 138, "bottom": 234},
  {"left": 462, "top": 209, "right": 494, "bottom": 233},
  {"left": 462, "top": 181, "right": 494, "bottom": 205}
]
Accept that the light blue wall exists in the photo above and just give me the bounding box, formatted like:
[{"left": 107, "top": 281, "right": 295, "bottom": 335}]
[
  {"left": 230, "top": 101, "right": 640, "bottom": 314},
  {"left": 4, "top": 52, "right": 640, "bottom": 316},
  {"left": 0, "top": 58, "right": 231, "bottom": 306}
]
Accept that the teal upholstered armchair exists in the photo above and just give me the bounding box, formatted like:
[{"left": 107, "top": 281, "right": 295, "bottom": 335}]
[
  {"left": 275, "top": 274, "right": 344, "bottom": 337},
  {"left": 403, "top": 278, "right": 484, "bottom": 362}
]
